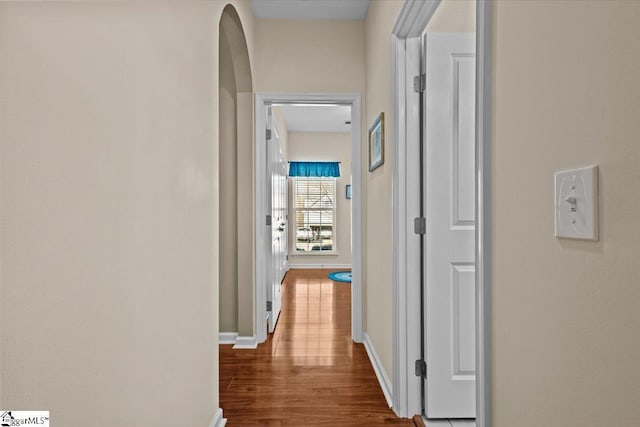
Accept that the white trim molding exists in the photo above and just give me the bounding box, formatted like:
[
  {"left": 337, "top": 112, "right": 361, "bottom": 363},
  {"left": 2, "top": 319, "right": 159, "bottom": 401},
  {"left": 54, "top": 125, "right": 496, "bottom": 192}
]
[
  {"left": 391, "top": 0, "right": 492, "bottom": 424},
  {"left": 209, "top": 408, "right": 226, "bottom": 427},
  {"left": 475, "top": 1, "right": 493, "bottom": 426},
  {"left": 363, "top": 332, "right": 393, "bottom": 408},
  {"left": 218, "top": 332, "right": 239, "bottom": 345},
  {"left": 255, "top": 94, "right": 268, "bottom": 345},
  {"left": 391, "top": 33, "right": 423, "bottom": 418},
  {"left": 218, "top": 332, "right": 258, "bottom": 348},
  {"left": 232, "top": 336, "right": 258, "bottom": 350},
  {"left": 289, "top": 264, "right": 352, "bottom": 269},
  {"left": 255, "top": 93, "right": 363, "bottom": 345},
  {"left": 393, "top": 0, "right": 441, "bottom": 38}
]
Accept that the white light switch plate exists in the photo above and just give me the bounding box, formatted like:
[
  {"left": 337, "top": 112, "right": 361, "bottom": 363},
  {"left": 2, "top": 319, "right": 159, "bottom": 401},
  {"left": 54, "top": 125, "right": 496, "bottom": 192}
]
[{"left": 555, "top": 165, "right": 598, "bottom": 240}]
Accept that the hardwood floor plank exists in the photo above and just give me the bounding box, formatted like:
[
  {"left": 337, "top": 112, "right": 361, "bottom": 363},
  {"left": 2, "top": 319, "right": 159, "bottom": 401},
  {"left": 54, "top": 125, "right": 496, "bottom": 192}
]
[{"left": 220, "top": 269, "right": 414, "bottom": 426}]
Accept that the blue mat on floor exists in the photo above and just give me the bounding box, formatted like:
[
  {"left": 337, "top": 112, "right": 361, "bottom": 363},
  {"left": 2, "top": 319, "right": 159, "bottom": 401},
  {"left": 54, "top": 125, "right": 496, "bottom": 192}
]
[{"left": 328, "top": 271, "right": 352, "bottom": 283}]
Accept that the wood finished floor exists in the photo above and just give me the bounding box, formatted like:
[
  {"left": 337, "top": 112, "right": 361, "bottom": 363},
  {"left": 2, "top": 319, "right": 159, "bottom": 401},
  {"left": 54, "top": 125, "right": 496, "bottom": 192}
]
[{"left": 220, "top": 269, "right": 415, "bottom": 426}]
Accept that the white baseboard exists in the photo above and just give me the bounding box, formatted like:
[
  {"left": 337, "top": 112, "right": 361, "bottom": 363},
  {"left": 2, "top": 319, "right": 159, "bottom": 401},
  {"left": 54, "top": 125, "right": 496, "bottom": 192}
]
[
  {"left": 209, "top": 408, "right": 226, "bottom": 427},
  {"left": 289, "top": 264, "right": 352, "bottom": 269},
  {"left": 363, "top": 332, "right": 393, "bottom": 408},
  {"left": 218, "top": 332, "right": 238, "bottom": 345},
  {"left": 218, "top": 333, "right": 258, "bottom": 349},
  {"left": 232, "top": 336, "right": 258, "bottom": 349}
]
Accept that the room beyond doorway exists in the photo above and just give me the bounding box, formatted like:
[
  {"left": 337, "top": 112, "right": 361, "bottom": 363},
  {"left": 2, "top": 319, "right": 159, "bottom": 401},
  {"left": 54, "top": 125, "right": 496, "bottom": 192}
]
[
  {"left": 277, "top": 103, "right": 352, "bottom": 265},
  {"left": 255, "top": 93, "right": 363, "bottom": 345}
]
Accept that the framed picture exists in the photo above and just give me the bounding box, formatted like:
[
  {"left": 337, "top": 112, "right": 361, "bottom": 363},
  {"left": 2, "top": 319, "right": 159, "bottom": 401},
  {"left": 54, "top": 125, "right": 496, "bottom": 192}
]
[
  {"left": 368, "top": 112, "right": 385, "bottom": 172},
  {"left": 346, "top": 184, "right": 352, "bottom": 200}
]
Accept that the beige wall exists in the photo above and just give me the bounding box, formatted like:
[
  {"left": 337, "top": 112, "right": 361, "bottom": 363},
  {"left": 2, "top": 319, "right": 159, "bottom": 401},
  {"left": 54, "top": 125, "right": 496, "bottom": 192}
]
[
  {"left": 255, "top": 19, "right": 365, "bottom": 93},
  {"left": 492, "top": 1, "right": 640, "bottom": 425},
  {"left": 364, "top": 0, "right": 404, "bottom": 383},
  {"left": 426, "top": 0, "right": 475, "bottom": 33},
  {"left": 0, "top": 1, "right": 255, "bottom": 425},
  {"left": 287, "top": 132, "right": 352, "bottom": 267}
]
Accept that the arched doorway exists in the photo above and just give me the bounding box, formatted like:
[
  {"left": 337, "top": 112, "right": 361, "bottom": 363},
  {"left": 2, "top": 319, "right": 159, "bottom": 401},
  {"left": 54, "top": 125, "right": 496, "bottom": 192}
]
[{"left": 218, "top": 5, "right": 254, "bottom": 344}]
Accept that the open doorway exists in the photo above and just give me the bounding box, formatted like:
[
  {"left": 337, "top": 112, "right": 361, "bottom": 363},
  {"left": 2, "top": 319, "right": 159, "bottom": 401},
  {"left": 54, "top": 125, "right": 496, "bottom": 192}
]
[
  {"left": 265, "top": 102, "right": 354, "bottom": 332},
  {"left": 392, "top": 1, "right": 491, "bottom": 426},
  {"left": 255, "top": 94, "right": 363, "bottom": 345}
]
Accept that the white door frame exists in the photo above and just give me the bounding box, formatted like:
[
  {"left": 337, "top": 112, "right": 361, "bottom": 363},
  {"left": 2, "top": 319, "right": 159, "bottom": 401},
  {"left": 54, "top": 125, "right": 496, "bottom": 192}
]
[
  {"left": 255, "top": 93, "right": 363, "bottom": 345},
  {"left": 391, "top": 1, "right": 492, "bottom": 425}
]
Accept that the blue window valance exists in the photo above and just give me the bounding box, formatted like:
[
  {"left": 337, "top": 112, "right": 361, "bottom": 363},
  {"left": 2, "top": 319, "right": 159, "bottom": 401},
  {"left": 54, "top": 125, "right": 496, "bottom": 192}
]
[{"left": 288, "top": 161, "right": 340, "bottom": 178}]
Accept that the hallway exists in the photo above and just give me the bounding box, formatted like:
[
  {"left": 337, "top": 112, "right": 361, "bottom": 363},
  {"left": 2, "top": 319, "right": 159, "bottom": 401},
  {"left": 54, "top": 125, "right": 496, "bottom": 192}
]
[{"left": 220, "top": 269, "right": 414, "bottom": 426}]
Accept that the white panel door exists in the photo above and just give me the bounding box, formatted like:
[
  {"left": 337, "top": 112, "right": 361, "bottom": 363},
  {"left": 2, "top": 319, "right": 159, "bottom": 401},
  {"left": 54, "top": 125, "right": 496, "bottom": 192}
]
[
  {"left": 267, "top": 107, "right": 283, "bottom": 333},
  {"left": 424, "top": 32, "right": 476, "bottom": 419},
  {"left": 276, "top": 146, "right": 288, "bottom": 283}
]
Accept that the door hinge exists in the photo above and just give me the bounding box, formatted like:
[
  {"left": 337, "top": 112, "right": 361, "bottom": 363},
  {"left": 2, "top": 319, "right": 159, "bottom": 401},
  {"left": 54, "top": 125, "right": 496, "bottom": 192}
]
[
  {"left": 415, "top": 359, "right": 427, "bottom": 378},
  {"left": 286, "top": 254, "right": 289, "bottom": 261},
  {"left": 413, "top": 74, "right": 426, "bottom": 93},
  {"left": 414, "top": 217, "right": 426, "bottom": 235},
  {"left": 266, "top": 300, "right": 272, "bottom": 312},
  {"left": 266, "top": 129, "right": 272, "bottom": 140},
  {"left": 266, "top": 214, "right": 272, "bottom": 226}
]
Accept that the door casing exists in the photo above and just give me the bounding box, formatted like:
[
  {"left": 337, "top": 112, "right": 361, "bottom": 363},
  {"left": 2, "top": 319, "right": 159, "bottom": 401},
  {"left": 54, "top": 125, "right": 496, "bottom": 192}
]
[
  {"left": 255, "top": 93, "right": 363, "bottom": 344},
  {"left": 391, "top": 1, "right": 492, "bottom": 425}
]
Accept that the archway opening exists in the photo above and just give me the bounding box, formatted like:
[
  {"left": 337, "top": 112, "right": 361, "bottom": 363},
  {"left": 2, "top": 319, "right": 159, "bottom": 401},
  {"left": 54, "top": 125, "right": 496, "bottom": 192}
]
[{"left": 218, "top": 4, "right": 254, "bottom": 342}]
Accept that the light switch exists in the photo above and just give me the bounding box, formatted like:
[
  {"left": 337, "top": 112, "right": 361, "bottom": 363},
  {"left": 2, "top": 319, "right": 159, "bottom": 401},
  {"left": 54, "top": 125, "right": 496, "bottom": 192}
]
[{"left": 555, "top": 165, "right": 598, "bottom": 241}]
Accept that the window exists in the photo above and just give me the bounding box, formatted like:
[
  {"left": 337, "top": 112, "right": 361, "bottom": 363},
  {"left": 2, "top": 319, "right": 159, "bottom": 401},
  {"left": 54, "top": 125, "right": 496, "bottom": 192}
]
[{"left": 292, "top": 178, "right": 336, "bottom": 253}]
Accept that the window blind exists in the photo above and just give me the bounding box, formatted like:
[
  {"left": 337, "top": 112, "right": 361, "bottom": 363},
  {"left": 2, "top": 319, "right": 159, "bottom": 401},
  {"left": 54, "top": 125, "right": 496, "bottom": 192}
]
[{"left": 293, "top": 178, "right": 336, "bottom": 253}]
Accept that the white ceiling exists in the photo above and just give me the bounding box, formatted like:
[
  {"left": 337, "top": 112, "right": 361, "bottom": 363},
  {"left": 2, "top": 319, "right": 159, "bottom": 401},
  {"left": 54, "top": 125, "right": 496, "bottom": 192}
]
[
  {"left": 251, "top": 0, "right": 370, "bottom": 20},
  {"left": 277, "top": 104, "right": 351, "bottom": 133}
]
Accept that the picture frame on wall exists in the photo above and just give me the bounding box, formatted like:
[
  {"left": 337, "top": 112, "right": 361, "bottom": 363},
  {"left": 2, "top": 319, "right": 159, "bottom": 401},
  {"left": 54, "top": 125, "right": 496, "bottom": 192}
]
[
  {"left": 346, "top": 184, "right": 352, "bottom": 200},
  {"left": 368, "top": 112, "right": 385, "bottom": 172}
]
